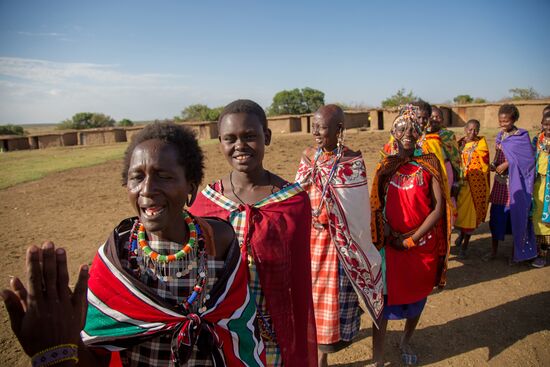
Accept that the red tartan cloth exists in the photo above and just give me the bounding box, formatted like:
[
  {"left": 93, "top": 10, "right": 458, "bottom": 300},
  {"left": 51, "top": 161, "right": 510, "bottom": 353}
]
[{"left": 190, "top": 188, "right": 318, "bottom": 367}]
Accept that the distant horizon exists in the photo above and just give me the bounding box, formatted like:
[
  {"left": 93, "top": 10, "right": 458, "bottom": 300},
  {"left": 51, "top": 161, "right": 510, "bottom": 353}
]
[
  {"left": 4, "top": 96, "right": 549, "bottom": 126},
  {"left": 1, "top": 0, "right": 549, "bottom": 124}
]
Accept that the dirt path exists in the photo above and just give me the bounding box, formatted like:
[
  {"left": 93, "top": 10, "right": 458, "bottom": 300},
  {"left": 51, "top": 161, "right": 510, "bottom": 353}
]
[{"left": 1, "top": 130, "right": 549, "bottom": 366}]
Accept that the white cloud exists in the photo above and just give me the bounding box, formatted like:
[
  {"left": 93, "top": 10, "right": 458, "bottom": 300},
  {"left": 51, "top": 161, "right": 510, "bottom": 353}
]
[
  {"left": 18, "top": 31, "right": 65, "bottom": 37},
  {"left": 0, "top": 57, "right": 196, "bottom": 123}
]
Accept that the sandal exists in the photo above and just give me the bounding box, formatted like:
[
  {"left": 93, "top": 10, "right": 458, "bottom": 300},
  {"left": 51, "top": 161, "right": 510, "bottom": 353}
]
[
  {"left": 532, "top": 257, "right": 546, "bottom": 268},
  {"left": 401, "top": 351, "right": 418, "bottom": 366}
]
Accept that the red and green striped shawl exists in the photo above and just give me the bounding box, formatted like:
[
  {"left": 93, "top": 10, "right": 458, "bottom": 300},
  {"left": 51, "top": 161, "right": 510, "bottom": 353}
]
[{"left": 81, "top": 218, "right": 265, "bottom": 366}]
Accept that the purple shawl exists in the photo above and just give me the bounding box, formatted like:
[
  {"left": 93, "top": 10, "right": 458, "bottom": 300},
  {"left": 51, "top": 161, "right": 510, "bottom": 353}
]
[{"left": 498, "top": 128, "right": 537, "bottom": 261}]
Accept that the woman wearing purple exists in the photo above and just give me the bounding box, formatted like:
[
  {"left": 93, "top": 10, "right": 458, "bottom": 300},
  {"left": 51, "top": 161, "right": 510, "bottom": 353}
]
[{"left": 485, "top": 104, "right": 537, "bottom": 263}]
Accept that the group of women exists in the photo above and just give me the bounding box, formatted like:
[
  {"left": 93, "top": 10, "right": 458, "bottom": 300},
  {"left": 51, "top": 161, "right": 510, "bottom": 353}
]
[{"left": 2, "top": 99, "right": 547, "bottom": 367}]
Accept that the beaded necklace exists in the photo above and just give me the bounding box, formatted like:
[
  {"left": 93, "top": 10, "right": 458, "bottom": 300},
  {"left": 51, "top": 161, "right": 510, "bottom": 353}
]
[
  {"left": 537, "top": 132, "right": 550, "bottom": 153},
  {"left": 310, "top": 145, "right": 343, "bottom": 217},
  {"left": 128, "top": 211, "right": 209, "bottom": 311}
]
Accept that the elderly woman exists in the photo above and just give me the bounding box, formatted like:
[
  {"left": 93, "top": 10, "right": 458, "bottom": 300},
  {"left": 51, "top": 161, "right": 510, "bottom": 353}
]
[
  {"left": 370, "top": 105, "right": 452, "bottom": 366},
  {"left": 2, "top": 122, "right": 264, "bottom": 366},
  {"left": 295, "top": 104, "right": 383, "bottom": 367}
]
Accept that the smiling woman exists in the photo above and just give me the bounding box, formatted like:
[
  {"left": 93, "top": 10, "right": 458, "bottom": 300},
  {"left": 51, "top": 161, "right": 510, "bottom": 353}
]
[
  {"left": 190, "top": 99, "right": 318, "bottom": 367},
  {"left": 1, "top": 122, "right": 265, "bottom": 367}
]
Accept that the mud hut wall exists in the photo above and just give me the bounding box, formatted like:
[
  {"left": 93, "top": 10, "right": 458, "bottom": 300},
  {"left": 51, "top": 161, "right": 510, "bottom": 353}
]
[
  {"left": 368, "top": 110, "right": 382, "bottom": 130},
  {"left": 343, "top": 112, "right": 369, "bottom": 129},
  {"left": 125, "top": 127, "right": 144, "bottom": 143},
  {"left": 301, "top": 115, "right": 311, "bottom": 133},
  {"left": 1, "top": 136, "right": 30, "bottom": 151},
  {"left": 382, "top": 110, "right": 399, "bottom": 130},
  {"left": 516, "top": 104, "right": 547, "bottom": 129},
  {"left": 481, "top": 106, "right": 500, "bottom": 128},
  {"left": 102, "top": 130, "right": 118, "bottom": 144},
  {"left": 268, "top": 116, "right": 301, "bottom": 134},
  {"left": 79, "top": 131, "right": 104, "bottom": 145},
  {"left": 114, "top": 129, "right": 127, "bottom": 143},
  {"left": 28, "top": 136, "right": 39, "bottom": 149},
  {"left": 438, "top": 107, "right": 453, "bottom": 127},
  {"left": 201, "top": 122, "right": 218, "bottom": 139},
  {"left": 37, "top": 134, "right": 63, "bottom": 149},
  {"left": 61, "top": 132, "right": 78, "bottom": 146}
]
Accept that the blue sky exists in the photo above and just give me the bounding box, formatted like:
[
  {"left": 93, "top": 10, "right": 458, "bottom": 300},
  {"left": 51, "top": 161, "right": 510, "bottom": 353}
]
[{"left": 0, "top": 0, "right": 549, "bottom": 124}]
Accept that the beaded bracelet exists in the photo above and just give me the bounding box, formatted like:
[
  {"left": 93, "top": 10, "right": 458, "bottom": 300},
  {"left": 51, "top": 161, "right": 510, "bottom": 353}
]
[
  {"left": 31, "top": 344, "right": 78, "bottom": 367},
  {"left": 403, "top": 237, "right": 416, "bottom": 249}
]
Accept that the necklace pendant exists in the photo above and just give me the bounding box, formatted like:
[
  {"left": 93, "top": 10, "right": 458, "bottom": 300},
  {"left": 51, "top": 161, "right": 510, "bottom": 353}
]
[{"left": 312, "top": 208, "right": 321, "bottom": 217}]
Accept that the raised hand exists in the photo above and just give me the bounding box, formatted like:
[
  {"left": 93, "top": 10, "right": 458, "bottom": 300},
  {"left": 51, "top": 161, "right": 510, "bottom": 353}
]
[{"left": 1, "top": 241, "right": 89, "bottom": 358}]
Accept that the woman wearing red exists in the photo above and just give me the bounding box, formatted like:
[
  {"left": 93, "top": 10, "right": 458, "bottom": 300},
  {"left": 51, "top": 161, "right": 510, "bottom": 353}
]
[
  {"left": 370, "top": 105, "right": 452, "bottom": 366},
  {"left": 190, "top": 99, "right": 317, "bottom": 366}
]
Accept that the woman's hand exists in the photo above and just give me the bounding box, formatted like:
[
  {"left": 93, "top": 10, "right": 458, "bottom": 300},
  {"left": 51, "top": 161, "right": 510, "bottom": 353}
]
[
  {"left": 495, "top": 162, "right": 509, "bottom": 175},
  {"left": 1, "top": 242, "right": 89, "bottom": 357},
  {"left": 389, "top": 236, "right": 407, "bottom": 251}
]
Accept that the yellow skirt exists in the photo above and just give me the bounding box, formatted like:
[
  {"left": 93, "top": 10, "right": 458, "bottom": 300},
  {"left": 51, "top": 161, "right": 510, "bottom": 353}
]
[
  {"left": 455, "top": 180, "right": 477, "bottom": 230},
  {"left": 533, "top": 176, "right": 550, "bottom": 236}
]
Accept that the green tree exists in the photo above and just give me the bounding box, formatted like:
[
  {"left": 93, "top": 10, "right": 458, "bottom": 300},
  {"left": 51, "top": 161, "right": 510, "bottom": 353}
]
[
  {"left": 473, "top": 97, "right": 487, "bottom": 103},
  {"left": 58, "top": 112, "right": 115, "bottom": 130},
  {"left": 0, "top": 124, "right": 25, "bottom": 135},
  {"left": 117, "top": 118, "right": 134, "bottom": 127},
  {"left": 180, "top": 104, "right": 222, "bottom": 121},
  {"left": 301, "top": 87, "right": 325, "bottom": 113},
  {"left": 453, "top": 94, "right": 474, "bottom": 104},
  {"left": 509, "top": 87, "right": 540, "bottom": 100},
  {"left": 267, "top": 87, "right": 325, "bottom": 116},
  {"left": 381, "top": 88, "right": 416, "bottom": 108}
]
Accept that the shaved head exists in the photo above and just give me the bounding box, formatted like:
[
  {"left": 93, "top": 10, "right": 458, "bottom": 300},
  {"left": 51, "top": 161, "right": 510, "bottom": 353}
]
[{"left": 314, "top": 104, "right": 345, "bottom": 129}]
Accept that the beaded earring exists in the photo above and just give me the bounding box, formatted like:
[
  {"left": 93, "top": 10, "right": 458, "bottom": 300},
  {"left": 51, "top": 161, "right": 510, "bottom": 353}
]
[{"left": 337, "top": 126, "right": 345, "bottom": 152}]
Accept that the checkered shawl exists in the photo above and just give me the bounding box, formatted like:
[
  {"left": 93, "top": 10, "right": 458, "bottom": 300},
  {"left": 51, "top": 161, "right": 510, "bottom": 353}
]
[
  {"left": 82, "top": 217, "right": 264, "bottom": 367},
  {"left": 190, "top": 182, "right": 318, "bottom": 367},
  {"left": 296, "top": 150, "right": 384, "bottom": 331}
]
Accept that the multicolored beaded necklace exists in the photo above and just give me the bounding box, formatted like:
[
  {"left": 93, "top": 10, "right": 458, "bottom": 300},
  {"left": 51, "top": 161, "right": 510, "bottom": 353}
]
[
  {"left": 537, "top": 132, "right": 550, "bottom": 153},
  {"left": 128, "top": 211, "right": 209, "bottom": 311}
]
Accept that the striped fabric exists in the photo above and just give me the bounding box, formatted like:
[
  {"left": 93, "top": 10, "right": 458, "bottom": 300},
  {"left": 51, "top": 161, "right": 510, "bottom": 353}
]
[
  {"left": 82, "top": 218, "right": 264, "bottom": 367},
  {"left": 490, "top": 144, "right": 510, "bottom": 206},
  {"left": 296, "top": 150, "right": 384, "bottom": 338}
]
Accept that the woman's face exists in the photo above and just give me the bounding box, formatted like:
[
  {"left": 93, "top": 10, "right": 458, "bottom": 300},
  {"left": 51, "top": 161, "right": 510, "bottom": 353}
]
[
  {"left": 464, "top": 123, "right": 479, "bottom": 142},
  {"left": 428, "top": 109, "right": 444, "bottom": 132},
  {"left": 393, "top": 119, "right": 420, "bottom": 151},
  {"left": 311, "top": 113, "right": 340, "bottom": 151},
  {"left": 498, "top": 113, "right": 516, "bottom": 132},
  {"left": 218, "top": 112, "right": 270, "bottom": 174},
  {"left": 126, "top": 139, "right": 194, "bottom": 241},
  {"left": 542, "top": 117, "right": 550, "bottom": 137}
]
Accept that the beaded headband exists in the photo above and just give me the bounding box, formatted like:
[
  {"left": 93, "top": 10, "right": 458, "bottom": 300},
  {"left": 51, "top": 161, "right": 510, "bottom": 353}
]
[{"left": 391, "top": 104, "right": 423, "bottom": 137}]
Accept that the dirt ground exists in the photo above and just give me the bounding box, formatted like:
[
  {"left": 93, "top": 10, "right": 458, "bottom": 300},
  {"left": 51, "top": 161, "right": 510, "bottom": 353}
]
[{"left": 1, "top": 130, "right": 549, "bottom": 366}]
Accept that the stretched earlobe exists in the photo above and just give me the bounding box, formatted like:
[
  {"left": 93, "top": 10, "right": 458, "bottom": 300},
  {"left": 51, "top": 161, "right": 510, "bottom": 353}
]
[
  {"left": 265, "top": 128, "right": 272, "bottom": 146},
  {"left": 186, "top": 184, "right": 199, "bottom": 207}
]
